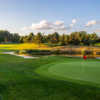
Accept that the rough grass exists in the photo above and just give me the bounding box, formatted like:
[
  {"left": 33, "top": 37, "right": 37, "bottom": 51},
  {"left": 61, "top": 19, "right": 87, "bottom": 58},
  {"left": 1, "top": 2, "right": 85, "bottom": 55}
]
[{"left": 0, "top": 54, "right": 100, "bottom": 100}]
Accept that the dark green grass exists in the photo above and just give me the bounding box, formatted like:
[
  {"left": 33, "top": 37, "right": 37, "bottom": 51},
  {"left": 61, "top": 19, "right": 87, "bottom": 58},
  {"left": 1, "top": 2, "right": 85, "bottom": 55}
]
[{"left": 0, "top": 54, "right": 100, "bottom": 100}]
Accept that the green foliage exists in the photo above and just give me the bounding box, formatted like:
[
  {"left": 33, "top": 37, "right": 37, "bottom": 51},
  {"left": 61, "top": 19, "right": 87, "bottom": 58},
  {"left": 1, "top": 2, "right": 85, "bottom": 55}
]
[
  {"left": 27, "top": 32, "right": 34, "bottom": 42},
  {"left": 19, "top": 50, "right": 27, "bottom": 54},
  {"left": 60, "top": 34, "right": 69, "bottom": 45},
  {"left": 16, "top": 49, "right": 84, "bottom": 56},
  {"left": 18, "top": 49, "right": 52, "bottom": 55},
  {"left": 34, "top": 32, "right": 44, "bottom": 44},
  {"left": 82, "top": 50, "right": 93, "bottom": 56},
  {"left": 0, "top": 30, "right": 20, "bottom": 43},
  {"left": 0, "top": 30, "right": 100, "bottom": 46}
]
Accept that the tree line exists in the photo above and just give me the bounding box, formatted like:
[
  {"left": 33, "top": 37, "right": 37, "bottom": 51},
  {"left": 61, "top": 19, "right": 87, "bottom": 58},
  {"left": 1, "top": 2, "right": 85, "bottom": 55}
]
[
  {"left": 0, "top": 30, "right": 20, "bottom": 43},
  {"left": 0, "top": 30, "right": 100, "bottom": 46}
]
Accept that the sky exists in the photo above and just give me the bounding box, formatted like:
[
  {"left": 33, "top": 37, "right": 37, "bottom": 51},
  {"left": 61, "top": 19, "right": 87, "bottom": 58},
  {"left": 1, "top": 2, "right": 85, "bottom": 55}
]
[{"left": 0, "top": 0, "right": 100, "bottom": 35}]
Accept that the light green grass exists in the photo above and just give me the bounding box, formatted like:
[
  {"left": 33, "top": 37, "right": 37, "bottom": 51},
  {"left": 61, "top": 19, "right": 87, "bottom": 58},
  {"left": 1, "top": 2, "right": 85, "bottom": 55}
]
[
  {"left": 36, "top": 58, "right": 100, "bottom": 87},
  {"left": 49, "top": 61, "right": 100, "bottom": 84}
]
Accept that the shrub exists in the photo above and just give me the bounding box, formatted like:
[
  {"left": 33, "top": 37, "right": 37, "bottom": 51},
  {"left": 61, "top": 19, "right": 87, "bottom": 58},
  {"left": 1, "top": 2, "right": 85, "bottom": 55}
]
[
  {"left": 96, "top": 52, "right": 100, "bottom": 55},
  {"left": 25, "top": 50, "right": 52, "bottom": 55},
  {"left": 84, "top": 50, "right": 93, "bottom": 55}
]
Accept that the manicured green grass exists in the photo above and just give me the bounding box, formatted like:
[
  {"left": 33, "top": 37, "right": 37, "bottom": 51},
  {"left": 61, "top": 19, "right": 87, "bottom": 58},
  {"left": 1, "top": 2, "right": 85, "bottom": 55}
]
[
  {"left": 0, "top": 53, "right": 100, "bottom": 100},
  {"left": 36, "top": 58, "right": 100, "bottom": 87},
  {"left": 49, "top": 61, "right": 100, "bottom": 84}
]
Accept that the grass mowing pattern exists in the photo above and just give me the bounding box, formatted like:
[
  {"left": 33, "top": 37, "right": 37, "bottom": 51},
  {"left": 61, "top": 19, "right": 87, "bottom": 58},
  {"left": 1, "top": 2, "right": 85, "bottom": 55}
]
[
  {"left": 0, "top": 54, "right": 100, "bottom": 100},
  {"left": 49, "top": 60, "right": 100, "bottom": 85}
]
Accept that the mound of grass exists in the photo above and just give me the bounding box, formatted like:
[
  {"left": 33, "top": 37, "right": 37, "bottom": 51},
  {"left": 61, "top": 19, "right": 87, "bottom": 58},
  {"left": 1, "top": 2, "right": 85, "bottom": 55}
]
[{"left": 0, "top": 53, "right": 100, "bottom": 100}]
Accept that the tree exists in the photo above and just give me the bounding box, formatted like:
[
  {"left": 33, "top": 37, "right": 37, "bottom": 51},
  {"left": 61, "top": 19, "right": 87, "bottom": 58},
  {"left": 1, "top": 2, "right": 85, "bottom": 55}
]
[
  {"left": 79, "top": 31, "right": 89, "bottom": 45},
  {"left": 22, "top": 36, "right": 29, "bottom": 43},
  {"left": 50, "top": 32, "right": 60, "bottom": 44},
  {"left": 27, "top": 32, "right": 34, "bottom": 42},
  {"left": 34, "top": 32, "right": 43, "bottom": 44},
  {"left": 60, "top": 34, "right": 69, "bottom": 45},
  {"left": 46, "top": 34, "right": 52, "bottom": 44},
  {"left": 0, "top": 30, "right": 11, "bottom": 43},
  {"left": 20, "top": 36, "right": 24, "bottom": 43},
  {"left": 60, "top": 34, "right": 66, "bottom": 45},
  {"left": 0, "top": 29, "right": 99, "bottom": 46},
  {"left": 89, "top": 33, "right": 98, "bottom": 45},
  {"left": 12, "top": 33, "right": 20, "bottom": 43},
  {"left": 69, "top": 32, "right": 80, "bottom": 45}
]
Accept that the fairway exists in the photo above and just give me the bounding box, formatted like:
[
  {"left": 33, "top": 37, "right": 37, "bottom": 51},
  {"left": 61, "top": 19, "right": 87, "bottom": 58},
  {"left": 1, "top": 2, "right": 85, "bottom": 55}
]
[
  {"left": 49, "top": 61, "right": 100, "bottom": 84},
  {"left": 0, "top": 53, "right": 100, "bottom": 100}
]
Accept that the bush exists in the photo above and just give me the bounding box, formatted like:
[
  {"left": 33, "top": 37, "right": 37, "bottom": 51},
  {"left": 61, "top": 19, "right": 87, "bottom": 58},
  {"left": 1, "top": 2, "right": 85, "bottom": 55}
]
[
  {"left": 16, "top": 49, "right": 83, "bottom": 56},
  {"left": 22, "top": 50, "right": 52, "bottom": 55},
  {"left": 84, "top": 50, "right": 93, "bottom": 55},
  {"left": 52, "top": 50, "right": 81, "bottom": 55},
  {"left": 96, "top": 52, "right": 100, "bottom": 55}
]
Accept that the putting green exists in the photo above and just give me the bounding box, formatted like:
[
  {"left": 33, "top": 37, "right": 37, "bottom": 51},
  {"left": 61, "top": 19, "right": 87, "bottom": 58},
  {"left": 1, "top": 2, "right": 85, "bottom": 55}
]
[{"left": 48, "top": 60, "right": 100, "bottom": 84}]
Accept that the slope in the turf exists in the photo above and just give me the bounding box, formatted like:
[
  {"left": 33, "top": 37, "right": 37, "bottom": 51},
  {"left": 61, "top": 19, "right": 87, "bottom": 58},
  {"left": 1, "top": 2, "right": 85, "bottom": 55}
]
[{"left": 49, "top": 60, "right": 100, "bottom": 84}]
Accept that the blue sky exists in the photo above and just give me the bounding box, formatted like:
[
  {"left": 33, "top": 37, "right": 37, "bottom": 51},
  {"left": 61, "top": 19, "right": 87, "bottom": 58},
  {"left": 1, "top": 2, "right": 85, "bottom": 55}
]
[{"left": 0, "top": 0, "right": 100, "bottom": 35}]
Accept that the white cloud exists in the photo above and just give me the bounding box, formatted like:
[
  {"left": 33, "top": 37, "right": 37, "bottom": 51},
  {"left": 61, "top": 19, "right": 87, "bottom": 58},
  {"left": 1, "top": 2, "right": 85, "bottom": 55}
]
[
  {"left": 70, "top": 19, "right": 77, "bottom": 28},
  {"left": 72, "top": 19, "right": 77, "bottom": 24},
  {"left": 22, "top": 20, "right": 67, "bottom": 31},
  {"left": 94, "top": 29, "right": 100, "bottom": 33},
  {"left": 21, "top": 27, "right": 29, "bottom": 31},
  {"left": 85, "top": 20, "right": 96, "bottom": 27},
  {"left": 54, "top": 21, "right": 64, "bottom": 26},
  {"left": 22, "top": 19, "right": 77, "bottom": 33},
  {"left": 31, "top": 20, "right": 53, "bottom": 30},
  {"left": 70, "top": 24, "right": 74, "bottom": 27}
]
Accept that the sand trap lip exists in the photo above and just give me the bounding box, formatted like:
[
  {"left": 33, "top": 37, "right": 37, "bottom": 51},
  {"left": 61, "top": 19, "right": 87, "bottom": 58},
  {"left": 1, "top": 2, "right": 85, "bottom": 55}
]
[
  {"left": 3, "top": 52, "right": 38, "bottom": 59},
  {"left": 96, "top": 57, "right": 100, "bottom": 59}
]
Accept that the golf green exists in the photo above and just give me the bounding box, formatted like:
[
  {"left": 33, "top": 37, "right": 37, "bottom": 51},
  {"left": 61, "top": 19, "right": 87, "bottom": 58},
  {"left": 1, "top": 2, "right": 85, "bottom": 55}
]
[
  {"left": 37, "top": 58, "right": 100, "bottom": 86},
  {"left": 49, "top": 61, "right": 100, "bottom": 83},
  {"left": 49, "top": 61, "right": 100, "bottom": 84}
]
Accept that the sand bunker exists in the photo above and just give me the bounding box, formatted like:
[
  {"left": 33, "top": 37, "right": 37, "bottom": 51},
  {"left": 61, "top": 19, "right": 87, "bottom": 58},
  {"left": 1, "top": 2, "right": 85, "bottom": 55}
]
[{"left": 3, "top": 52, "right": 38, "bottom": 59}]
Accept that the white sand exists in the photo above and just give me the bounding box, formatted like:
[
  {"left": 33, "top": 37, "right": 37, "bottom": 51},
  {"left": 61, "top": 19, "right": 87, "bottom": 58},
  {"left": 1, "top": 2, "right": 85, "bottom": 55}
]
[
  {"left": 96, "top": 57, "right": 100, "bottom": 59},
  {"left": 3, "top": 52, "right": 38, "bottom": 59}
]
